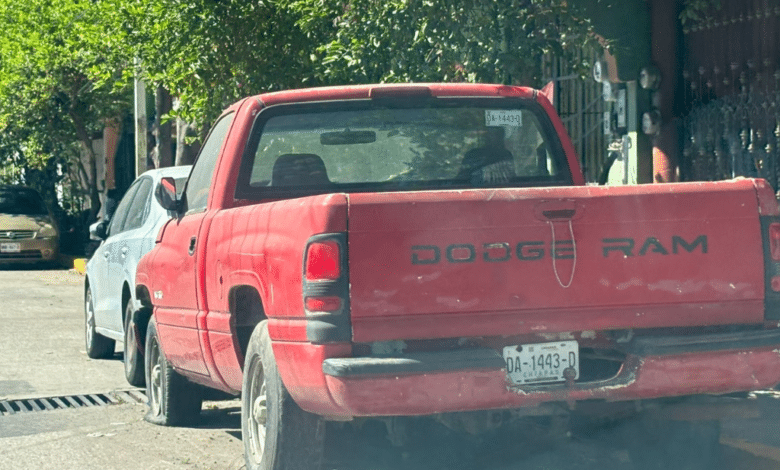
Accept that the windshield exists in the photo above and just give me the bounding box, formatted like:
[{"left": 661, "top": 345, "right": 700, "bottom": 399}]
[
  {"left": 237, "top": 100, "right": 570, "bottom": 198},
  {"left": 0, "top": 189, "right": 48, "bottom": 215}
]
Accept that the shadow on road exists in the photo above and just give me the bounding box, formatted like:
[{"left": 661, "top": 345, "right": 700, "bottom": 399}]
[{"left": 124, "top": 395, "right": 780, "bottom": 470}]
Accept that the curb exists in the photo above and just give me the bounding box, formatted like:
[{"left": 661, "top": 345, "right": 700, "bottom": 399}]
[{"left": 59, "top": 254, "right": 87, "bottom": 274}]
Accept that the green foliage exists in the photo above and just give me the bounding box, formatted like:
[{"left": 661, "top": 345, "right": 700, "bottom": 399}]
[
  {"left": 112, "top": 0, "right": 326, "bottom": 130},
  {"left": 0, "top": 0, "right": 600, "bottom": 144},
  {"left": 0, "top": 0, "right": 131, "bottom": 137},
  {"left": 304, "top": 0, "right": 600, "bottom": 88},
  {"left": 0, "top": 0, "right": 133, "bottom": 231},
  {"left": 103, "top": 0, "right": 600, "bottom": 131}
]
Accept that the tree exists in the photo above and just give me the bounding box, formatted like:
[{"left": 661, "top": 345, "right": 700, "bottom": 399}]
[
  {"left": 304, "top": 0, "right": 601, "bottom": 88},
  {"left": 0, "top": 0, "right": 132, "bottom": 224},
  {"left": 110, "top": 0, "right": 601, "bottom": 144},
  {"left": 114, "top": 0, "right": 328, "bottom": 136},
  {"left": 0, "top": 0, "right": 602, "bottom": 214}
]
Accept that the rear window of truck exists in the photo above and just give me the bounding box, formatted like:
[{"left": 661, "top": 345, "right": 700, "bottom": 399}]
[{"left": 236, "top": 98, "right": 572, "bottom": 199}]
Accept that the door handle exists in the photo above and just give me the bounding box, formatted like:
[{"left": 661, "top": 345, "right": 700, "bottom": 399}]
[
  {"left": 103, "top": 251, "right": 109, "bottom": 259},
  {"left": 121, "top": 247, "right": 129, "bottom": 257},
  {"left": 188, "top": 237, "right": 197, "bottom": 256}
]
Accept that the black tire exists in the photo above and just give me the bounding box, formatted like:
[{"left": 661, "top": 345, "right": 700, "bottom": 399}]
[
  {"left": 84, "top": 285, "right": 115, "bottom": 359},
  {"left": 144, "top": 317, "right": 202, "bottom": 426},
  {"left": 123, "top": 302, "right": 146, "bottom": 387},
  {"left": 242, "top": 321, "right": 325, "bottom": 470}
]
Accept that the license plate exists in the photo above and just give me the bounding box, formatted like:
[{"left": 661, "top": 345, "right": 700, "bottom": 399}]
[
  {"left": 503, "top": 340, "right": 579, "bottom": 385},
  {"left": 0, "top": 243, "right": 20, "bottom": 253}
]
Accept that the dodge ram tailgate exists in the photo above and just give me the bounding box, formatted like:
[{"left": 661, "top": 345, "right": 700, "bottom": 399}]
[{"left": 347, "top": 179, "right": 766, "bottom": 342}]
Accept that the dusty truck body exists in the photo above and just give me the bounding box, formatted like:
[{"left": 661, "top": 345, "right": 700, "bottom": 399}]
[{"left": 134, "top": 83, "right": 780, "bottom": 469}]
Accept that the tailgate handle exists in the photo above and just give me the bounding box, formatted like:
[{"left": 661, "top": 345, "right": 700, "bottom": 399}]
[
  {"left": 542, "top": 209, "right": 577, "bottom": 220},
  {"left": 534, "top": 200, "right": 579, "bottom": 289},
  {"left": 534, "top": 200, "right": 582, "bottom": 221}
]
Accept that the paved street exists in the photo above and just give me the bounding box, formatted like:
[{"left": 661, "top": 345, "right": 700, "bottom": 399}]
[
  {"left": 0, "top": 266, "right": 128, "bottom": 400},
  {"left": 0, "top": 265, "right": 245, "bottom": 470},
  {"left": 3, "top": 266, "right": 780, "bottom": 470}
]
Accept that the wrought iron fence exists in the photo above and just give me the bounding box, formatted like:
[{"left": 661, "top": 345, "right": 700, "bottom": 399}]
[
  {"left": 681, "top": 0, "right": 780, "bottom": 190},
  {"left": 683, "top": 88, "right": 780, "bottom": 190},
  {"left": 543, "top": 53, "right": 609, "bottom": 184}
]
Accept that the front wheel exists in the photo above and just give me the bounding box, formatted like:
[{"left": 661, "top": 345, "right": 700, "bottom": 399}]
[
  {"left": 144, "top": 317, "right": 202, "bottom": 426},
  {"left": 241, "top": 321, "right": 325, "bottom": 470}
]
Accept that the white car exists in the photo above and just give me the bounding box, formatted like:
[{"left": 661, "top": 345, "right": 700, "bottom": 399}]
[{"left": 84, "top": 165, "right": 191, "bottom": 386}]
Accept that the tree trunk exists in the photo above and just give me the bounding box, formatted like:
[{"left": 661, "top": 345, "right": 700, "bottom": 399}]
[
  {"left": 155, "top": 86, "right": 174, "bottom": 168},
  {"left": 70, "top": 111, "right": 101, "bottom": 225},
  {"left": 175, "top": 117, "right": 201, "bottom": 166}
]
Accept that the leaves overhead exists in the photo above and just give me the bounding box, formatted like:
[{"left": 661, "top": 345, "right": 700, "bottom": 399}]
[
  {"left": 0, "top": 0, "right": 600, "bottom": 184},
  {"left": 0, "top": 0, "right": 132, "bottom": 219},
  {"left": 113, "top": 0, "right": 600, "bottom": 127},
  {"left": 306, "top": 0, "right": 600, "bottom": 87},
  {"left": 0, "top": 0, "right": 600, "bottom": 142},
  {"left": 0, "top": 0, "right": 130, "bottom": 143},
  {"left": 116, "top": 0, "right": 326, "bottom": 128}
]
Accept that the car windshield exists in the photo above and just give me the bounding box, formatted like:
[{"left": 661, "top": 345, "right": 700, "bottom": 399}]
[
  {"left": 0, "top": 190, "right": 48, "bottom": 215},
  {"left": 237, "top": 100, "right": 570, "bottom": 198}
]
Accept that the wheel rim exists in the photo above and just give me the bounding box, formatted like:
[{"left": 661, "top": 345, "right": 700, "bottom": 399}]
[
  {"left": 85, "top": 289, "right": 95, "bottom": 347},
  {"left": 149, "top": 339, "right": 164, "bottom": 417},
  {"left": 246, "top": 358, "right": 267, "bottom": 464},
  {"left": 124, "top": 305, "right": 136, "bottom": 376}
]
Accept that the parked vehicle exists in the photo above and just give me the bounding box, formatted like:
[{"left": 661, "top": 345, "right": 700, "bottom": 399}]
[
  {"left": 134, "top": 83, "right": 780, "bottom": 470},
  {"left": 0, "top": 185, "right": 59, "bottom": 266},
  {"left": 84, "top": 165, "right": 191, "bottom": 386}
]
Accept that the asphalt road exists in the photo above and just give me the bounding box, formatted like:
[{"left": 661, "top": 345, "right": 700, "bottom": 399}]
[{"left": 2, "top": 265, "right": 780, "bottom": 470}]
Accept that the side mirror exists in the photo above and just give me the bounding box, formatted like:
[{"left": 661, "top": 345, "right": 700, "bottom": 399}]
[
  {"left": 89, "top": 220, "right": 109, "bottom": 241},
  {"left": 155, "top": 177, "right": 181, "bottom": 213}
]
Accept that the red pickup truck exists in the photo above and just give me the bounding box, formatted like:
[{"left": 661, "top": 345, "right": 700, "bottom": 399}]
[{"left": 134, "top": 83, "right": 780, "bottom": 470}]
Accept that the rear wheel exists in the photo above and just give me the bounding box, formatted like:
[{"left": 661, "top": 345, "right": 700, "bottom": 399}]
[
  {"left": 144, "top": 317, "right": 202, "bottom": 426},
  {"left": 84, "top": 285, "right": 115, "bottom": 359},
  {"left": 123, "top": 302, "right": 145, "bottom": 387},
  {"left": 242, "top": 321, "right": 325, "bottom": 470}
]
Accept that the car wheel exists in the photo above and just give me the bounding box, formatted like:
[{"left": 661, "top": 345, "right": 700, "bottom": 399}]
[
  {"left": 242, "top": 320, "right": 325, "bottom": 470},
  {"left": 84, "top": 285, "right": 115, "bottom": 359},
  {"left": 144, "top": 317, "right": 202, "bottom": 426},
  {"left": 123, "top": 302, "right": 145, "bottom": 387}
]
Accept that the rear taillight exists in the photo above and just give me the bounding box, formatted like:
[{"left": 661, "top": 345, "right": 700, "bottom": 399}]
[
  {"left": 763, "top": 217, "right": 780, "bottom": 318},
  {"left": 769, "top": 223, "right": 780, "bottom": 261},
  {"left": 305, "top": 240, "right": 341, "bottom": 281},
  {"left": 302, "top": 234, "right": 351, "bottom": 342}
]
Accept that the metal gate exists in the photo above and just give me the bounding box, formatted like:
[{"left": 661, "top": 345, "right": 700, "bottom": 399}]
[
  {"left": 543, "top": 53, "right": 609, "bottom": 184},
  {"left": 681, "top": 0, "right": 780, "bottom": 191}
]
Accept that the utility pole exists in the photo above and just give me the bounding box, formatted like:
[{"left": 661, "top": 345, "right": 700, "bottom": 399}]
[{"left": 134, "top": 59, "right": 147, "bottom": 179}]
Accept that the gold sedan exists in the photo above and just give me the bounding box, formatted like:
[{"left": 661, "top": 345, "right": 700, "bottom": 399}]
[{"left": 0, "top": 186, "right": 59, "bottom": 265}]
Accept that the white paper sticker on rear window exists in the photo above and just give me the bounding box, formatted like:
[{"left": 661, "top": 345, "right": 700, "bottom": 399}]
[{"left": 485, "top": 110, "right": 522, "bottom": 127}]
